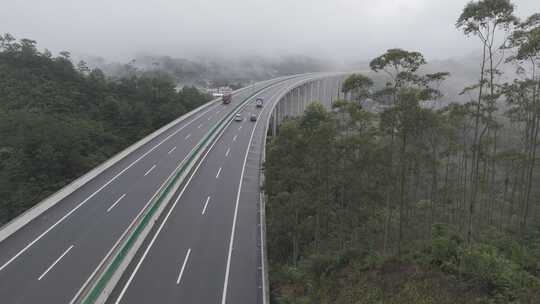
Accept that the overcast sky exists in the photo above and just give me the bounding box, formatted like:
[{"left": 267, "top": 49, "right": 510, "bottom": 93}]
[{"left": 2, "top": 0, "right": 538, "bottom": 62}]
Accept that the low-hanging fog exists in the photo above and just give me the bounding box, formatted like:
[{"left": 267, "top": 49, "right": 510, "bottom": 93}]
[
  {"left": 2, "top": 0, "right": 538, "bottom": 102},
  {"left": 3, "top": 0, "right": 537, "bottom": 61}
]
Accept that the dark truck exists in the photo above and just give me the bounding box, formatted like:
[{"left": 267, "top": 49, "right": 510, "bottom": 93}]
[
  {"left": 222, "top": 93, "right": 232, "bottom": 104},
  {"left": 256, "top": 97, "right": 264, "bottom": 107}
]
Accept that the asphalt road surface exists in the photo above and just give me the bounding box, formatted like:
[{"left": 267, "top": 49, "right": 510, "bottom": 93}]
[
  {"left": 105, "top": 77, "right": 314, "bottom": 304},
  {"left": 0, "top": 75, "right": 308, "bottom": 304}
]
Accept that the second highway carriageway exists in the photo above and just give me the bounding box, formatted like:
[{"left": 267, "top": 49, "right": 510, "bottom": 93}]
[{"left": 0, "top": 73, "right": 347, "bottom": 304}]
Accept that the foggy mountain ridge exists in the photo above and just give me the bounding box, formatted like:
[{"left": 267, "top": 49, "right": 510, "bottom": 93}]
[{"left": 78, "top": 53, "right": 342, "bottom": 88}]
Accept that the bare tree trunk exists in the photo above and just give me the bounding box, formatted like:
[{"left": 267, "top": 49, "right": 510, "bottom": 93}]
[
  {"left": 481, "top": 153, "right": 489, "bottom": 227},
  {"left": 520, "top": 64, "right": 539, "bottom": 237},
  {"left": 398, "top": 132, "right": 408, "bottom": 255},
  {"left": 293, "top": 208, "right": 299, "bottom": 266},
  {"left": 383, "top": 188, "right": 392, "bottom": 256},
  {"left": 488, "top": 128, "right": 498, "bottom": 225},
  {"left": 521, "top": 110, "right": 539, "bottom": 235},
  {"left": 468, "top": 42, "right": 487, "bottom": 244},
  {"left": 509, "top": 167, "right": 518, "bottom": 227},
  {"left": 486, "top": 34, "right": 499, "bottom": 229},
  {"left": 501, "top": 161, "right": 511, "bottom": 232},
  {"left": 383, "top": 133, "right": 396, "bottom": 256},
  {"left": 430, "top": 142, "right": 438, "bottom": 235},
  {"left": 461, "top": 146, "right": 469, "bottom": 232},
  {"left": 443, "top": 154, "right": 450, "bottom": 223}
]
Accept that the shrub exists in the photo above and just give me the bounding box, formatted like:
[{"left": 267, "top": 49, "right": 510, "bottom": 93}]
[
  {"left": 429, "top": 224, "right": 463, "bottom": 272},
  {"left": 461, "top": 244, "right": 524, "bottom": 299}
]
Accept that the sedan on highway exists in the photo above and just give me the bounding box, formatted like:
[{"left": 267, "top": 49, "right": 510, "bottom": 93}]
[
  {"left": 250, "top": 113, "right": 257, "bottom": 121},
  {"left": 234, "top": 113, "right": 243, "bottom": 121}
]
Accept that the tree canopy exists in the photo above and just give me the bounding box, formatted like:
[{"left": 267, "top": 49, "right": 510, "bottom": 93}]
[{"left": 0, "top": 34, "right": 211, "bottom": 223}]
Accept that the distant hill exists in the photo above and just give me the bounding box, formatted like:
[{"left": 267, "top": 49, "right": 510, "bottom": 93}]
[{"left": 80, "top": 54, "right": 341, "bottom": 88}]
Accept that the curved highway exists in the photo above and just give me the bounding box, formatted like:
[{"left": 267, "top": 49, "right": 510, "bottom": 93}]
[{"left": 0, "top": 74, "right": 331, "bottom": 304}]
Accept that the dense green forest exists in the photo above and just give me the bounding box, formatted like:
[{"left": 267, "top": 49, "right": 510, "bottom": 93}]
[
  {"left": 265, "top": 1, "right": 540, "bottom": 303},
  {"left": 0, "top": 34, "right": 211, "bottom": 224}
]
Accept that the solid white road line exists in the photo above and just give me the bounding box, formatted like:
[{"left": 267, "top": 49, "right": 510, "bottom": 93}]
[
  {"left": 185, "top": 134, "right": 191, "bottom": 140},
  {"left": 202, "top": 196, "right": 211, "bottom": 215},
  {"left": 167, "top": 146, "right": 177, "bottom": 154},
  {"left": 38, "top": 245, "right": 74, "bottom": 281},
  {"left": 216, "top": 167, "right": 222, "bottom": 179},
  {"left": 233, "top": 135, "right": 237, "bottom": 142},
  {"left": 221, "top": 109, "right": 265, "bottom": 304},
  {"left": 144, "top": 165, "right": 157, "bottom": 177},
  {"left": 113, "top": 117, "right": 228, "bottom": 304},
  {"left": 0, "top": 104, "right": 218, "bottom": 273},
  {"left": 106, "top": 194, "right": 127, "bottom": 213},
  {"left": 259, "top": 191, "right": 267, "bottom": 303},
  {"left": 176, "top": 248, "right": 191, "bottom": 285},
  {"left": 225, "top": 148, "right": 231, "bottom": 157}
]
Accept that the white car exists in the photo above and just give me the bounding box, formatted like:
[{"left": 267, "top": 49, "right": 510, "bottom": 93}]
[{"left": 234, "top": 113, "right": 243, "bottom": 121}]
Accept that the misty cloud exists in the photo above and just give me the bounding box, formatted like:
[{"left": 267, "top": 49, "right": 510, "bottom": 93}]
[{"left": 2, "top": 0, "right": 538, "bottom": 61}]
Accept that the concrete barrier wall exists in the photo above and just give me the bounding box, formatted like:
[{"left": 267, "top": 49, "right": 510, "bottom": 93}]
[{"left": 267, "top": 74, "right": 349, "bottom": 137}]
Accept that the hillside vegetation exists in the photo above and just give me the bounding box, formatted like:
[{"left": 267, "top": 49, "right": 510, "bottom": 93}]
[
  {"left": 0, "top": 35, "right": 211, "bottom": 224},
  {"left": 266, "top": 1, "right": 540, "bottom": 303}
]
